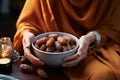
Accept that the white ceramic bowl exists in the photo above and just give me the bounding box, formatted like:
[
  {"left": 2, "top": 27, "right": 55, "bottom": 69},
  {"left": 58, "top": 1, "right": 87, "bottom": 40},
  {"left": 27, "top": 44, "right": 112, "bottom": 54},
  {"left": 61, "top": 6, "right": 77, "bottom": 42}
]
[{"left": 32, "top": 32, "right": 79, "bottom": 67}]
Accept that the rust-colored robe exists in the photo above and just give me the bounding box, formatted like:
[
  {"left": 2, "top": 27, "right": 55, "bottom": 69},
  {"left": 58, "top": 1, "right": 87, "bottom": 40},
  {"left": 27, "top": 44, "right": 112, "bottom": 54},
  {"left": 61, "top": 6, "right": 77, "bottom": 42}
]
[{"left": 14, "top": 0, "right": 120, "bottom": 80}]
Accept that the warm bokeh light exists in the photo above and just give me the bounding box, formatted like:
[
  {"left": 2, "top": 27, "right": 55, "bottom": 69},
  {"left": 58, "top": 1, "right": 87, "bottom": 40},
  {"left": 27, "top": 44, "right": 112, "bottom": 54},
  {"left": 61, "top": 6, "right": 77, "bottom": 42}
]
[
  {"left": 0, "top": 58, "right": 11, "bottom": 64},
  {"left": 1, "top": 50, "right": 9, "bottom": 58}
]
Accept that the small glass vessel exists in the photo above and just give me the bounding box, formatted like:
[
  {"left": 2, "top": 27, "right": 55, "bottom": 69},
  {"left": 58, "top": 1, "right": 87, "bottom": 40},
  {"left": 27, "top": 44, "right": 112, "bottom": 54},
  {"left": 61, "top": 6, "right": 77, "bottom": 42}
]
[{"left": 0, "top": 37, "right": 14, "bottom": 73}]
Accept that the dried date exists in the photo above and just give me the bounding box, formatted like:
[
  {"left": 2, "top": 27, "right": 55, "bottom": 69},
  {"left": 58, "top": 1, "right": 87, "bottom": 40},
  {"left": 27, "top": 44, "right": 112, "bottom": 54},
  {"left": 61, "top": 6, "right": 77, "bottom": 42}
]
[
  {"left": 19, "top": 57, "right": 31, "bottom": 64},
  {"left": 46, "top": 47, "right": 55, "bottom": 52},
  {"left": 46, "top": 37, "right": 55, "bottom": 47},
  {"left": 37, "top": 69, "right": 48, "bottom": 79},
  {"left": 36, "top": 37, "right": 49, "bottom": 46},
  {"left": 63, "top": 35, "right": 76, "bottom": 45},
  {"left": 35, "top": 33, "right": 76, "bottom": 52},
  {"left": 54, "top": 41, "right": 62, "bottom": 50},
  {"left": 39, "top": 44, "right": 47, "bottom": 51},
  {"left": 48, "top": 33, "right": 58, "bottom": 39},
  {"left": 57, "top": 36, "right": 67, "bottom": 45},
  {"left": 20, "top": 64, "right": 37, "bottom": 73}
]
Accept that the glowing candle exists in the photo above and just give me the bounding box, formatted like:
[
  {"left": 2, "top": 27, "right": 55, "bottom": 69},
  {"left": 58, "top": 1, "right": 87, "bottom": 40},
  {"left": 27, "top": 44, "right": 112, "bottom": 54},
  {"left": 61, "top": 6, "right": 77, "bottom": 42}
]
[
  {"left": 0, "top": 58, "right": 11, "bottom": 64},
  {"left": 0, "top": 58, "right": 12, "bottom": 73}
]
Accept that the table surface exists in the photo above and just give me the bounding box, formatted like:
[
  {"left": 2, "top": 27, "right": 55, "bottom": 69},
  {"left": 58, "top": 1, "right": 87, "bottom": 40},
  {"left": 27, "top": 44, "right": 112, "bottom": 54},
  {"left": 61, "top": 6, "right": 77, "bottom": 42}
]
[{"left": 0, "top": 62, "right": 69, "bottom": 80}]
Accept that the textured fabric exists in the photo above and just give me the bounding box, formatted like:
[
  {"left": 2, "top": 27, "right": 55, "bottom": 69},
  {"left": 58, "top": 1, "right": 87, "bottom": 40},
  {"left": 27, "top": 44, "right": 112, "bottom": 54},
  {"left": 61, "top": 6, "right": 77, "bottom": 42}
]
[
  {"left": 13, "top": 0, "right": 120, "bottom": 80},
  {"left": 64, "top": 44, "right": 120, "bottom": 80}
]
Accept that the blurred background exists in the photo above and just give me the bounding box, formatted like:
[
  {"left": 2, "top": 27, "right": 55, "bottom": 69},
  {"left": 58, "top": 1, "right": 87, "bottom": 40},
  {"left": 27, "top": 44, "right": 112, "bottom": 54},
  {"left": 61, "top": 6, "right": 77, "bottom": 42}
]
[{"left": 0, "top": 0, "right": 25, "bottom": 41}]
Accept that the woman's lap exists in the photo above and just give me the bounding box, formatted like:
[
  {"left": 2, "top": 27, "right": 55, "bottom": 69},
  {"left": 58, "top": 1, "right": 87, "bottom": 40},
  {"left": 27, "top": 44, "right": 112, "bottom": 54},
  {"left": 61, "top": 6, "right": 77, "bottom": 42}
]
[{"left": 64, "top": 48, "right": 120, "bottom": 80}]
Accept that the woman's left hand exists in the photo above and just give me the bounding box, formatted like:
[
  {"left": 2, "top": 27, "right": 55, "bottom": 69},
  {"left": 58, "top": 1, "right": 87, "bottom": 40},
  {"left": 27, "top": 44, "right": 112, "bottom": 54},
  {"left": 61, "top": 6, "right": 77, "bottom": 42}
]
[{"left": 63, "top": 32, "right": 96, "bottom": 67}]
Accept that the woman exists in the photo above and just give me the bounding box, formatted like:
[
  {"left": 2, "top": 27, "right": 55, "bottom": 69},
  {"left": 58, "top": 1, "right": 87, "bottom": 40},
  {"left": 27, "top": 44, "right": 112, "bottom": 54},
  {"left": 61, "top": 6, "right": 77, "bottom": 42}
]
[{"left": 13, "top": 0, "right": 120, "bottom": 80}]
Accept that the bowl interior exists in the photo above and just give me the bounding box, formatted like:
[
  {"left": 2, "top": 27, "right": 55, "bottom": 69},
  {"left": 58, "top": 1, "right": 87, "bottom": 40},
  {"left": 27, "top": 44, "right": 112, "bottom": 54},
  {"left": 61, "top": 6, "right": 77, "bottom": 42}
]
[{"left": 32, "top": 32, "right": 79, "bottom": 54}]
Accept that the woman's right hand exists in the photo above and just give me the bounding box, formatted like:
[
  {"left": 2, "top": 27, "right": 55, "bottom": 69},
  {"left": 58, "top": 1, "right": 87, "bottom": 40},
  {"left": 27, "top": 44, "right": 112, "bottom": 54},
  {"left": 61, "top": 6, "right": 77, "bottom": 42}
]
[{"left": 22, "top": 30, "right": 44, "bottom": 67}]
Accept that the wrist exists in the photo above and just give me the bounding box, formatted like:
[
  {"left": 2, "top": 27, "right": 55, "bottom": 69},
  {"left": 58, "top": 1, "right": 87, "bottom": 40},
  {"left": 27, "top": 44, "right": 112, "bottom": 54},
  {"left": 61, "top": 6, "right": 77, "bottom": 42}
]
[
  {"left": 85, "top": 32, "right": 96, "bottom": 45},
  {"left": 23, "top": 30, "right": 35, "bottom": 37},
  {"left": 88, "top": 31, "right": 101, "bottom": 47}
]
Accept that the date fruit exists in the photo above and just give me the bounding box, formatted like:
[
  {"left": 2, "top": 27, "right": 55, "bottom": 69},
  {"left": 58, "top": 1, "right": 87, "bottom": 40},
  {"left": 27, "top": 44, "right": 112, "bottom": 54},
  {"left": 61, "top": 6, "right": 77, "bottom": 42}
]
[
  {"left": 20, "top": 64, "right": 37, "bottom": 73},
  {"left": 37, "top": 69, "right": 48, "bottom": 79},
  {"left": 35, "top": 33, "right": 76, "bottom": 52}
]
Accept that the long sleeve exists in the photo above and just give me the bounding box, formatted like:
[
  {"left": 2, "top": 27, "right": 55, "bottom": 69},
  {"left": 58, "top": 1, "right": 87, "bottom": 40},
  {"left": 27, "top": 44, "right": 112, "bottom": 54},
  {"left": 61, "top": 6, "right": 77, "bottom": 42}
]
[
  {"left": 13, "top": 0, "right": 47, "bottom": 53},
  {"left": 13, "top": 0, "right": 120, "bottom": 53}
]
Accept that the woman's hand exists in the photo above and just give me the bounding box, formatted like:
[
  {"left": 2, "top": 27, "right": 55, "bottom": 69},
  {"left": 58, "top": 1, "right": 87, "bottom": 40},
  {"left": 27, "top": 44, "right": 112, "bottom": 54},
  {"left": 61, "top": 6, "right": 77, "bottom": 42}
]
[
  {"left": 22, "top": 30, "right": 44, "bottom": 67},
  {"left": 63, "top": 32, "right": 96, "bottom": 67}
]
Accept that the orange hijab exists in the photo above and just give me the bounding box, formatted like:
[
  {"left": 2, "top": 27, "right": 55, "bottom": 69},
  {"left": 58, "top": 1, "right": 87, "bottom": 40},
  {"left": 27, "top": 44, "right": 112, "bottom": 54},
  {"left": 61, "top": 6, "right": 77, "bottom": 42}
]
[{"left": 14, "top": 0, "right": 120, "bottom": 53}]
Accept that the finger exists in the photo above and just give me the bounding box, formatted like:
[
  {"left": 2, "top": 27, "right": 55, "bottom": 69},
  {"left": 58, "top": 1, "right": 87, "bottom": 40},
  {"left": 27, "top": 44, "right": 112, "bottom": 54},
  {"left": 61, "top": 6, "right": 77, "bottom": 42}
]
[
  {"left": 64, "top": 45, "right": 87, "bottom": 62},
  {"left": 23, "top": 38, "right": 44, "bottom": 66},
  {"left": 63, "top": 45, "right": 84, "bottom": 62},
  {"left": 24, "top": 48, "right": 44, "bottom": 67},
  {"left": 63, "top": 53, "right": 87, "bottom": 67},
  {"left": 63, "top": 53, "right": 80, "bottom": 62},
  {"left": 22, "top": 33, "right": 44, "bottom": 67}
]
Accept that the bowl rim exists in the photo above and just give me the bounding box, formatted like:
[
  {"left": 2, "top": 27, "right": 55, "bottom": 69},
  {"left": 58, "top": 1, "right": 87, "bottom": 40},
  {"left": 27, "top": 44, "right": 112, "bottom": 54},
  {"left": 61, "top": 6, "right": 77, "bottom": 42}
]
[{"left": 32, "top": 32, "right": 79, "bottom": 54}]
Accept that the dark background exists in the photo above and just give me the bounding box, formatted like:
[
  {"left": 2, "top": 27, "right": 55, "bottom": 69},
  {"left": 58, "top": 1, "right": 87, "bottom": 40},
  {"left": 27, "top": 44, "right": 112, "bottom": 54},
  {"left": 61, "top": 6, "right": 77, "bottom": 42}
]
[{"left": 0, "top": 0, "right": 25, "bottom": 41}]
